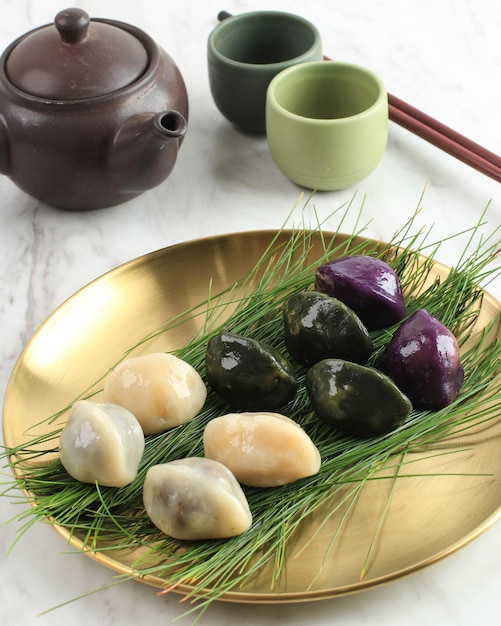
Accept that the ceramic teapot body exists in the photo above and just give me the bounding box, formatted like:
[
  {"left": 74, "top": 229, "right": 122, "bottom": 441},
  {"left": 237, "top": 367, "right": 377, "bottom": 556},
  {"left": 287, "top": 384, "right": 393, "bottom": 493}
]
[{"left": 0, "top": 9, "right": 189, "bottom": 210}]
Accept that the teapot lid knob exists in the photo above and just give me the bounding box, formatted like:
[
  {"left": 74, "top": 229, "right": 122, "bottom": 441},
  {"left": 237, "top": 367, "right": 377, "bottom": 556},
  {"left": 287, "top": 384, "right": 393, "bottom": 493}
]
[{"left": 55, "top": 8, "right": 90, "bottom": 44}]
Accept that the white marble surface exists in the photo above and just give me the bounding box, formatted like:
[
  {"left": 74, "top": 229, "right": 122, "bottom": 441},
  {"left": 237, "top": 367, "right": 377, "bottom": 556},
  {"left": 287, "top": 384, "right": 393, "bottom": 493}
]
[{"left": 1, "top": 0, "right": 500, "bottom": 624}]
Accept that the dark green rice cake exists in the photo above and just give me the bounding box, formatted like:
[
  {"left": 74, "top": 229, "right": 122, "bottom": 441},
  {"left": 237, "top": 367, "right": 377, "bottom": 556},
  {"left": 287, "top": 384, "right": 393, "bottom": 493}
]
[
  {"left": 206, "top": 331, "right": 297, "bottom": 410},
  {"left": 305, "top": 358, "right": 412, "bottom": 437},
  {"left": 283, "top": 291, "right": 373, "bottom": 367}
]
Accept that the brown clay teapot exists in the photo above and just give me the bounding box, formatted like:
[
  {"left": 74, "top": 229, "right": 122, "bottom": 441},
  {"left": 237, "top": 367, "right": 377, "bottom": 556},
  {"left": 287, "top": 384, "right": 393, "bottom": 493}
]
[{"left": 0, "top": 8, "right": 189, "bottom": 210}]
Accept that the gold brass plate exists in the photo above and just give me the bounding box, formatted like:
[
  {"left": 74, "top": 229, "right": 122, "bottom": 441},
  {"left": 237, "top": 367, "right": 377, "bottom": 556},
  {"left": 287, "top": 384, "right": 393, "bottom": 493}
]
[{"left": 3, "top": 231, "right": 501, "bottom": 603}]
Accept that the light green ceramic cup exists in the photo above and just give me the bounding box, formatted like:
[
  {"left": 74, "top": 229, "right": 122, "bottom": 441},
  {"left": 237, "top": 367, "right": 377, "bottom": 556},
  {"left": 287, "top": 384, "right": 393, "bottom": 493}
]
[{"left": 266, "top": 62, "right": 388, "bottom": 190}]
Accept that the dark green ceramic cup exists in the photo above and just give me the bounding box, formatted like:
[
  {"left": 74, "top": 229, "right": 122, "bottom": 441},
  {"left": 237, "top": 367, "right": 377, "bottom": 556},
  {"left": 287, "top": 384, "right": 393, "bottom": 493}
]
[{"left": 207, "top": 11, "right": 322, "bottom": 133}]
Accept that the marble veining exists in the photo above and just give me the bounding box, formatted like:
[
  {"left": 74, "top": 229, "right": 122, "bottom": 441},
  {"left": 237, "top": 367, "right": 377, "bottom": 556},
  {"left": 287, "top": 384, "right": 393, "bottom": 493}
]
[{"left": 1, "top": 1, "right": 500, "bottom": 625}]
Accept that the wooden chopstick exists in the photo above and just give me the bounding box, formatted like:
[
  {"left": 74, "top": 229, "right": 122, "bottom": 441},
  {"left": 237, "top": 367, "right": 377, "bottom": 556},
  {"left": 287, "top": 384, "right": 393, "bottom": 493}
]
[{"left": 387, "top": 94, "right": 501, "bottom": 183}]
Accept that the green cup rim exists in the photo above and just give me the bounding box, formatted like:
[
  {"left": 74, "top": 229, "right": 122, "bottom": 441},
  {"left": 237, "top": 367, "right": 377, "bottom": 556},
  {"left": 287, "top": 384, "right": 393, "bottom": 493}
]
[
  {"left": 208, "top": 11, "right": 322, "bottom": 70},
  {"left": 267, "top": 61, "right": 387, "bottom": 124}
]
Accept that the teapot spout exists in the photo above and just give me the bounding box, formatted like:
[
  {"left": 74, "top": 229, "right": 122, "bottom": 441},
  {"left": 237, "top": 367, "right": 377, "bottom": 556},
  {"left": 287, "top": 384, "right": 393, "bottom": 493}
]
[
  {"left": 153, "top": 110, "right": 187, "bottom": 140},
  {"left": 108, "top": 110, "right": 187, "bottom": 194}
]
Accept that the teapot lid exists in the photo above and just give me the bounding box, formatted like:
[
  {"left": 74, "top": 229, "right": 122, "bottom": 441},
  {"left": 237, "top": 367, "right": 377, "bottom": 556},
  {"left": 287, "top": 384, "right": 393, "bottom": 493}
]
[{"left": 5, "top": 8, "right": 149, "bottom": 99}]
